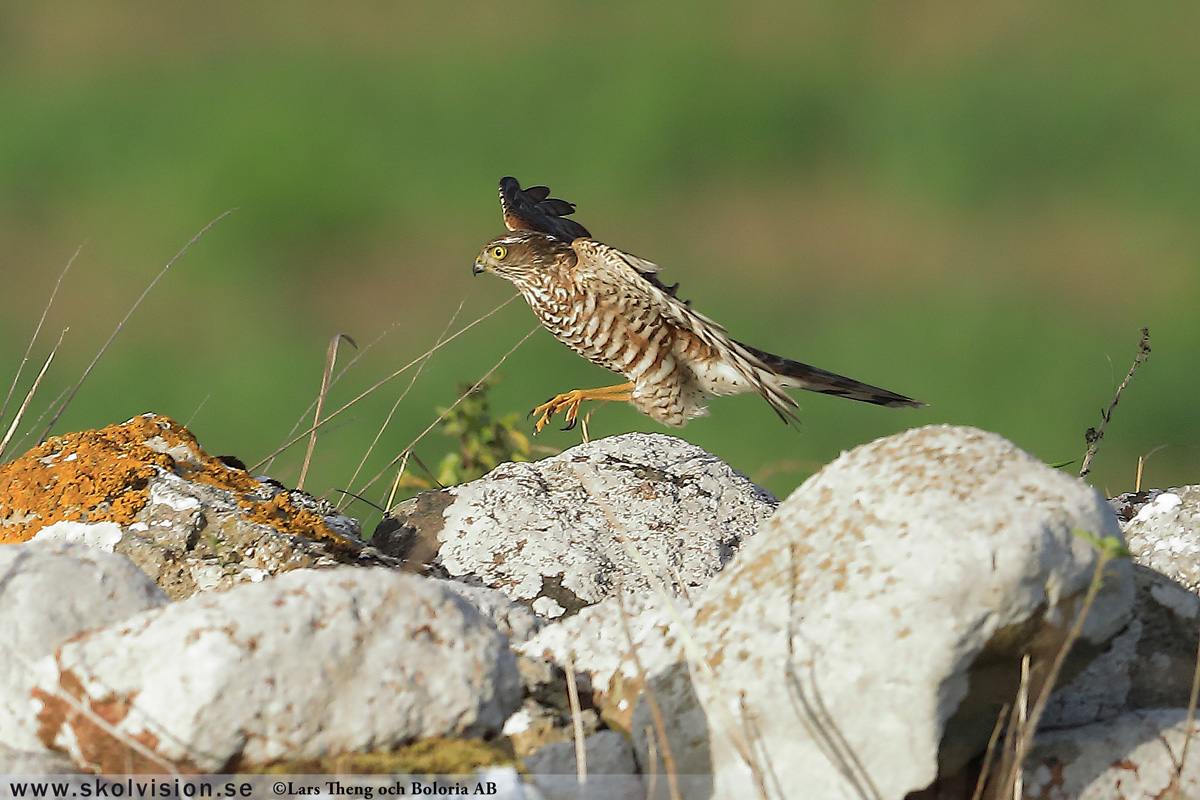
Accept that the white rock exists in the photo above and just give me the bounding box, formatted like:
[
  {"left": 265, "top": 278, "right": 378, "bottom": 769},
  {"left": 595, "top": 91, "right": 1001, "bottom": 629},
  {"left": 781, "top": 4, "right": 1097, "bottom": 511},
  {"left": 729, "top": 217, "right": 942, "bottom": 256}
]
[
  {"left": 1131, "top": 491, "right": 1182, "bottom": 523},
  {"left": 1122, "top": 485, "right": 1200, "bottom": 592},
  {"left": 1025, "top": 708, "right": 1200, "bottom": 798},
  {"left": 439, "top": 580, "right": 546, "bottom": 645},
  {"left": 29, "top": 568, "right": 521, "bottom": 772},
  {"left": 381, "top": 433, "right": 776, "bottom": 616},
  {"left": 0, "top": 743, "right": 78, "bottom": 774},
  {"left": 1043, "top": 564, "right": 1199, "bottom": 729},
  {"left": 519, "top": 590, "right": 685, "bottom": 726},
  {"left": 525, "top": 730, "right": 643, "bottom": 800},
  {"left": 688, "top": 425, "right": 1134, "bottom": 800},
  {"left": 0, "top": 542, "right": 168, "bottom": 753}
]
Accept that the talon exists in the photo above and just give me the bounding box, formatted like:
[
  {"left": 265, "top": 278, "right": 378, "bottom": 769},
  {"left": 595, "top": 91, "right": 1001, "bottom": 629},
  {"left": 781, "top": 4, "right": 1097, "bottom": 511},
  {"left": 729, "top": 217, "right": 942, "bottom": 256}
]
[{"left": 526, "top": 384, "right": 632, "bottom": 436}]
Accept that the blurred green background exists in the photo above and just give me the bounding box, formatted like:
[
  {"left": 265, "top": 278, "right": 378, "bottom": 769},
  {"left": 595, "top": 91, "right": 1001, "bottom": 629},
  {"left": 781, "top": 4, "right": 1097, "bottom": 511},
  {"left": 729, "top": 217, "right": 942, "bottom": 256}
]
[{"left": 1, "top": 1, "right": 1196, "bottom": 528}]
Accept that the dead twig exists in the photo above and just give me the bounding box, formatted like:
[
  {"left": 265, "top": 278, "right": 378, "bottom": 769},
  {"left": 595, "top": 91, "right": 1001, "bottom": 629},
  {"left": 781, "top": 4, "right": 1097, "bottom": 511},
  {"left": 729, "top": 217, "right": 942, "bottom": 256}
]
[{"left": 1079, "top": 327, "right": 1150, "bottom": 479}]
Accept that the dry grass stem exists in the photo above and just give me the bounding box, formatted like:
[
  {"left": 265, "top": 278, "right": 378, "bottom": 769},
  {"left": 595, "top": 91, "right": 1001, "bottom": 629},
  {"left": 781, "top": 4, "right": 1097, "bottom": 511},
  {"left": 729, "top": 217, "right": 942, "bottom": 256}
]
[
  {"left": 582, "top": 471, "right": 770, "bottom": 798},
  {"left": 562, "top": 650, "right": 588, "bottom": 786},
  {"left": 354, "top": 323, "right": 539, "bottom": 501},
  {"left": 5, "top": 386, "right": 69, "bottom": 457},
  {"left": 185, "top": 393, "right": 212, "bottom": 428},
  {"left": 783, "top": 544, "right": 878, "bottom": 800},
  {"left": 971, "top": 704, "right": 1011, "bottom": 800},
  {"left": 1079, "top": 326, "right": 1150, "bottom": 479},
  {"left": 739, "top": 694, "right": 788, "bottom": 800},
  {"left": 253, "top": 293, "right": 522, "bottom": 472},
  {"left": 1134, "top": 444, "right": 1169, "bottom": 494},
  {"left": 996, "top": 543, "right": 1119, "bottom": 798},
  {"left": 340, "top": 299, "right": 466, "bottom": 508},
  {"left": 262, "top": 321, "right": 397, "bottom": 474},
  {"left": 298, "top": 333, "right": 357, "bottom": 491},
  {"left": 0, "top": 328, "right": 67, "bottom": 461},
  {"left": 1, "top": 245, "right": 78, "bottom": 430},
  {"left": 1014, "top": 655, "right": 1031, "bottom": 799},
  {"left": 1175, "top": 618, "right": 1200, "bottom": 790},
  {"left": 616, "top": 590, "right": 681, "bottom": 800},
  {"left": 644, "top": 724, "right": 660, "bottom": 799},
  {"left": 38, "top": 210, "right": 237, "bottom": 444},
  {"left": 383, "top": 449, "right": 413, "bottom": 512}
]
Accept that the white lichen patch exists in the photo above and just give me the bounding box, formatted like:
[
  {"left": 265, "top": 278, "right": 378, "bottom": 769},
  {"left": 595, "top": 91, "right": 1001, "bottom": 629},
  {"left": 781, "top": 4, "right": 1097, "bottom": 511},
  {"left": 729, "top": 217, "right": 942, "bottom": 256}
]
[
  {"left": 1132, "top": 492, "right": 1182, "bottom": 524},
  {"left": 147, "top": 479, "right": 202, "bottom": 512},
  {"left": 32, "top": 520, "right": 124, "bottom": 552},
  {"left": 501, "top": 707, "right": 533, "bottom": 736}
]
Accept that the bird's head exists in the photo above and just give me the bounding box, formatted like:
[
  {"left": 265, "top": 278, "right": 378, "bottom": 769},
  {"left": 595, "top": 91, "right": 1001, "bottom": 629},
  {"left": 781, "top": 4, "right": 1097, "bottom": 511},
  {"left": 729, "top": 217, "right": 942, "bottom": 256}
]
[{"left": 472, "top": 231, "right": 574, "bottom": 287}]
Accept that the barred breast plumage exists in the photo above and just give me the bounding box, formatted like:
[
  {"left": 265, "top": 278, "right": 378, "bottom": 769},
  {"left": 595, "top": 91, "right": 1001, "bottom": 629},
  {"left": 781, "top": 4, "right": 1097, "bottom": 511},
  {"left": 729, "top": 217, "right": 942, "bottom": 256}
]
[{"left": 492, "top": 234, "right": 702, "bottom": 425}]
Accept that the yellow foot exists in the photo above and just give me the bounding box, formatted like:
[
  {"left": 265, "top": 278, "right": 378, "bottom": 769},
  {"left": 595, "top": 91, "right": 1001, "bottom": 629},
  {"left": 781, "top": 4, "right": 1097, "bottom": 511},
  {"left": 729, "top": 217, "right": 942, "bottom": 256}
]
[{"left": 529, "top": 383, "right": 633, "bottom": 434}]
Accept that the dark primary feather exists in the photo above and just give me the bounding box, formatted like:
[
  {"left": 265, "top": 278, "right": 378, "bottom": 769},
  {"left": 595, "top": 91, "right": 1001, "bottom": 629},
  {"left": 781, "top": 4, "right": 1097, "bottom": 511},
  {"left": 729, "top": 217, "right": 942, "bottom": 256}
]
[
  {"left": 735, "top": 341, "right": 923, "bottom": 409},
  {"left": 500, "top": 176, "right": 690, "bottom": 303},
  {"left": 499, "top": 177, "right": 591, "bottom": 242}
]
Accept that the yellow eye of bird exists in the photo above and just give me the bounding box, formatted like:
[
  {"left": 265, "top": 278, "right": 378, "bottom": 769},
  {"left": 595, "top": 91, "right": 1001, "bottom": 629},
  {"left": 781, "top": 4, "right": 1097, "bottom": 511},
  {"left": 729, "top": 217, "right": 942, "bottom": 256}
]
[{"left": 491, "top": 245, "right": 507, "bottom": 260}]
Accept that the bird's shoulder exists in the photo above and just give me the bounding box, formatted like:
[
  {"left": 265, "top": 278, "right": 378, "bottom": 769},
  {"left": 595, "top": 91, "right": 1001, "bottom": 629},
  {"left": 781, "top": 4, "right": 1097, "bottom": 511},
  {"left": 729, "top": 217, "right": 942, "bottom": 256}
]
[
  {"left": 568, "top": 238, "right": 730, "bottom": 342},
  {"left": 570, "top": 238, "right": 662, "bottom": 280}
]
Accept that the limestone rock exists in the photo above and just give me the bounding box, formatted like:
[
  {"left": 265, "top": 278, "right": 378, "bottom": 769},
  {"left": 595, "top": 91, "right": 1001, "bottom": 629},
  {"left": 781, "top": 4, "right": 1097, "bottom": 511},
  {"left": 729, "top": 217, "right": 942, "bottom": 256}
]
[
  {"left": 503, "top": 656, "right": 602, "bottom": 760},
  {"left": 0, "top": 541, "right": 169, "bottom": 753},
  {"left": 377, "top": 433, "right": 776, "bottom": 617},
  {"left": 1025, "top": 708, "right": 1200, "bottom": 799},
  {"left": 28, "top": 567, "right": 522, "bottom": 772},
  {"left": 688, "top": 425, "right": 1134, "bottom": 800},
  {"left": 1042, "top": 563, "right": 1199, "bottom": 729},
  {"left": 439, "top": 580, "right": 547, "bottom": 645},
  {"left": 0, "top": 414, "right": 394, "bottom": 598},
  {"left": 524, "top": 730, "right": 643, "bottom": 800},
  {"left": 519, "top": 590, "right": 685, "bottom": 734},
  {"left": 0, "top": 743, "right": 78, "bottom": 774},
  {"left": 1116, "top": 486, "right": 1200, "bottom": 593}
]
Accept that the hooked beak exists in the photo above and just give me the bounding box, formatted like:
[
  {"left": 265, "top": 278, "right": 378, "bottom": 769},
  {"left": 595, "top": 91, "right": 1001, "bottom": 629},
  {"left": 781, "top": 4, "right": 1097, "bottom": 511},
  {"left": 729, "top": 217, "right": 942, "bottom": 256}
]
[{"left": 472, "top": 260, "right": 486, "bottom": 276}]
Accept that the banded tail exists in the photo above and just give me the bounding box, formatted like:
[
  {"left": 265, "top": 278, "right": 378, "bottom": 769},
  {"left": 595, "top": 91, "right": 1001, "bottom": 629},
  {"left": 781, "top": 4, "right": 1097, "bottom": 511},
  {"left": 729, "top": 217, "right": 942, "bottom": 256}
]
[{"left": 737, "top": 341, "right": 923, "bottom": 410}]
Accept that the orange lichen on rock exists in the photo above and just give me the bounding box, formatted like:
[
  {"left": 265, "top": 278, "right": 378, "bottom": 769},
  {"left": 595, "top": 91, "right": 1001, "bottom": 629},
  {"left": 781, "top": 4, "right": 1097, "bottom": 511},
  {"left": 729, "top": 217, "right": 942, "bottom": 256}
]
[
  {"left": 0, "top": 414, "right": 338, "bottom": 545},
  {"left": 235, "top": 492, "right": 343, "bottom": 550}
]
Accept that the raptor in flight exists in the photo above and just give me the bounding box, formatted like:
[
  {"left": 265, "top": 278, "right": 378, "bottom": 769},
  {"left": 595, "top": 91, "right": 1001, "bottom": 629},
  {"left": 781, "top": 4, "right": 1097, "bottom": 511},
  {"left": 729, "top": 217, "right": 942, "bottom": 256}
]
[{"left": 474, "top": 177, "right": 921, "bottom": 432}]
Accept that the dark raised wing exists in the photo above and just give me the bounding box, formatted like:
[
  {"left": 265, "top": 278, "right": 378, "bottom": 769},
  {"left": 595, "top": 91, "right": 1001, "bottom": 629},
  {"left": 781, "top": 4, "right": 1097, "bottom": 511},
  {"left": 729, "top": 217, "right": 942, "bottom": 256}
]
[{"left": 499, "top": 176, "right": 592, "bottom": 243}]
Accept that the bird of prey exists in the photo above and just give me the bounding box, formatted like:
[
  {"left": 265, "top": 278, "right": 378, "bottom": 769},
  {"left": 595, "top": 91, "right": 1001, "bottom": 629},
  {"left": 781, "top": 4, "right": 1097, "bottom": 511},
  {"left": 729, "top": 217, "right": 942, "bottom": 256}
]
[{"left": 474, "top": 177, "right": 921, "bottom": 432}]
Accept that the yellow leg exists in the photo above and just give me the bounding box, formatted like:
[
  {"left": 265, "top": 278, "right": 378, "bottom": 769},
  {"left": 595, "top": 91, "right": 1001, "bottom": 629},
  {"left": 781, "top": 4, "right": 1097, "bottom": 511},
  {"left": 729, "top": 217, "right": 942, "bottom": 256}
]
[{"left": 530, "top": 383, "right": 633, "bottom": 434}]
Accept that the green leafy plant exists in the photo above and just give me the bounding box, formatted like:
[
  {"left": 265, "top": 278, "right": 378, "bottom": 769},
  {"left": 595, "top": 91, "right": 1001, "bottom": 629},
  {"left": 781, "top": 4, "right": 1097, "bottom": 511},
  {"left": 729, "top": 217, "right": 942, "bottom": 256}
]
[{"left": 396, "top": 376, "right": 536, "bottom": 493}]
